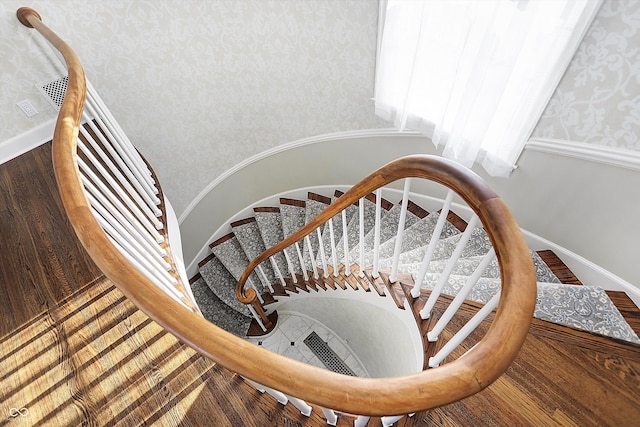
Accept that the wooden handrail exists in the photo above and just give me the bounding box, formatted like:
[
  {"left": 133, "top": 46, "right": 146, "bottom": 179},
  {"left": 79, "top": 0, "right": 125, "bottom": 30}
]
[
  {"left": 18, "top": 8, "right": 537, "bottom": 416},
  {"left": 236, "top": 155, "right": 498, "bottom": 304}
]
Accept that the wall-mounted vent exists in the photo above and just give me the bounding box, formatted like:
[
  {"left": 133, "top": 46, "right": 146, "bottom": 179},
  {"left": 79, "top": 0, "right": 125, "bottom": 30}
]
[{"left": 37, "top": 76, "right": 68, "bottom": 111}]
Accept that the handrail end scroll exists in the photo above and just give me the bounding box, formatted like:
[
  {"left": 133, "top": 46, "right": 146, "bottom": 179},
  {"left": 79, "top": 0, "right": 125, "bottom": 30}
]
[{"left": 17, "top": 7, "right": 41, "bottom": 28}]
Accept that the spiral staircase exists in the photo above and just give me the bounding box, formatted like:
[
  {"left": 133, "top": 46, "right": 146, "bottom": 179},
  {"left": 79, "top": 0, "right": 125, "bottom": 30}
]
[
  {"left": 15, "top": 7, "right": 640, "bottom": 426},
  {"left": 192, "top": 189, "right": 639, "bottom": 348}
]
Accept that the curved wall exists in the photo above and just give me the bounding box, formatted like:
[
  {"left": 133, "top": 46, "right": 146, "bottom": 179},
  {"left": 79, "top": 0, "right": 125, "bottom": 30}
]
[{"left": 179, "top": 130, "right": 640, "bottom": 303}]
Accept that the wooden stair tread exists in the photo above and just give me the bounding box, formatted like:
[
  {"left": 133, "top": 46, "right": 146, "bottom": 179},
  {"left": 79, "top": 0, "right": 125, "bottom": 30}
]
[
  {"left": 363, "top": 269, "right": 387, "bottom": 297},
  {"left": 605, "top": 290, "right": 640, "bottom": 338},
  {"left": 537, "top": 249, "right": 584, "bottom": 285},
  {"left": 279, "top": 197, "right": 306, "bottom": 207},
  {"left": 407, "top": 199, "right": 430, "bottom": 219},
  {"left": 253, "top": 206, "right": 280, "bottom": 213},
  {"left": 307, "top": 192, "right": 332, "bottom": 205},
  {"left": 209, "top": 232, "right": 235, "bottom": 248},
  {"left": 247, "top": 311, "right": 278, "bottom": 336},
  {"left": 378, "top": 270, "right": 413, "bottom": 310},
  {"left": 230, "top": 217, "right": 256, "bottom": 227}
]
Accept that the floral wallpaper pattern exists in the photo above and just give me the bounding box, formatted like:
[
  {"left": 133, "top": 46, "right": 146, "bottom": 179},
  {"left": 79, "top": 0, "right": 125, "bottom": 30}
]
[
  {"left": 1, "top": 0, "right": 638, "bottom": 217},
  {"left": 533, "top": 0, "right": 640, "bottom": 151}
]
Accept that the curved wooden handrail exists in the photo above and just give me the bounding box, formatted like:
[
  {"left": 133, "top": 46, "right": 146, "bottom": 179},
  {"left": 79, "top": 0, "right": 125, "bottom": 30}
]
[
  {"left": 236, "top": 155, "right": 497, "bottom": 303},
  {"left": 19, "top": 8, "right": 537, "bottom": 416}
]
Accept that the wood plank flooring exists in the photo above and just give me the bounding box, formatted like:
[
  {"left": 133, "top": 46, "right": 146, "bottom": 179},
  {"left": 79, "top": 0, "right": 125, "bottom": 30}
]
[{"left": 1, "top": 142, "right": 639, "bottom": 426}]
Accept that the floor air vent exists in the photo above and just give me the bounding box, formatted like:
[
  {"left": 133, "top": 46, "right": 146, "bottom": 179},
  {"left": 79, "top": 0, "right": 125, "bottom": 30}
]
[
  {"left": 303, "top": 332, "right": 356, "bottom": 376},
  {"left": 37, "top": 75, "right": 68, "bottom": 111}
]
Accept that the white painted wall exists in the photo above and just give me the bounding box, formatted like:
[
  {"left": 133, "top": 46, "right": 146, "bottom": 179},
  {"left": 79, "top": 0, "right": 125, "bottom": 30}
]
[{"left": 276, "top": 292, "right": 422, "bottom": 378}]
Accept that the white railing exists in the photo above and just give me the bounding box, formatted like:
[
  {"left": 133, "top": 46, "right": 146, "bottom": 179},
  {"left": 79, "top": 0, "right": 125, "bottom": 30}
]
[
  {"left": 77, "top": 87, "right": 196, "bottom": 310},
  {"left": 236, "top": 171, "right": 535, "bottom": 424}
]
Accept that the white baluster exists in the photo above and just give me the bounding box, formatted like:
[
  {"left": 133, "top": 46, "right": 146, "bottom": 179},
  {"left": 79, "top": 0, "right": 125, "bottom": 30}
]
[
  {"left": 321, "top": 407, "right": 338, "bottom": 426},
  {"left": 358, "top": 197, "right": 365, "bottom": 277},
  {"left": 420, "top": 215, "right": 479, "bottom": 319},
  {"left": 295, "top": 242, "right": 309, "bottom": 281},
  {"left": 269, "top": 257, "right": 287, "bottom": 287},
  {"left": 381, "top": 415, "right": 404, "bottom": 426},
  {"left": 78, "top": 157, "right": 164, "bottom": 242},
  {"left": 305, "top": 235, "right": 319, "bottom": 280},
  {"left": 86, "top": 192, "right": 170, "bottom": 271},
  {"left": 86, "top": 81, "right": 156, "bottom": 187},
  {"left": 103, "top": 233, "right": 187, "bottom": 305},
  {"left": 316, "top": 228, "right": 329, "bottom": 278},
  {"left": 429, "top": 291, "right": 501, "bottom": 368},
  {"left": 257, "top": 265, "right": 274, "bottom": 293},
  {"left": 354, "top": 415, "right": 370, "bottom": 427},
  {"left": 82, "top": 112, "right": 160, "bottom": 207},
  {"left": 410, "top": 190, "right": 454, "bottom": 298},
  {"left": 372, "top": 188, "right": 382, "bottom": 279},
  {"left": 247, "top": 305, "right": 267, "bottom": 332},
  {"left": 286, "top": 395, "right": 312, "bottom": 417},
  {"left": 79, "top": 125, "right": 161, "bottom": 217},
  {"left": 342, "top": 209, "right": 351, "bottom": 276},
  {"left": 428, "top": 248, "right": 496, "bottom": 342},
  {"left": 389, "top": 178, "right": 411, "bottom": 283},
  {"left": 83, "top": 101, "right": 158, "bottom": 198},
  {"left": 329, "top": 218, "right": 339, "bottom": 277},
  {"left": 77, "top": 139, "right": 163, "bottom": 229},
  {"left": 243, "top": 378, "right": 288, "bottom": 405},
  {"left": 282, "top": 248, "right": 298, "bottom": 284},
  {"left": 81, "top": 174, "right": 166, "bottom": 259}
]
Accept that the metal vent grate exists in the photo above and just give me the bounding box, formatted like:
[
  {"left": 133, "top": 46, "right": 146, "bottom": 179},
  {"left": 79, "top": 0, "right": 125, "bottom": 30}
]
[
  {"left": 37, "top": 75, "right": 68, "bottom": 111},
  {"left": 303, "top": 332, "right": 356, "bottom": 376}
]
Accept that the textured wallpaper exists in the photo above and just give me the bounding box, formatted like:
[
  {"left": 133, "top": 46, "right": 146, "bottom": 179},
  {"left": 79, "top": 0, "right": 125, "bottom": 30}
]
[
  {"left": 1, "top": 0, "right": 638, "bottom": 217},
  {"left": 533, "top": 0, "right": 640, "bottom": 150},
  {"left": 1, "top": 0, "right": 385, "bottom": 215}
]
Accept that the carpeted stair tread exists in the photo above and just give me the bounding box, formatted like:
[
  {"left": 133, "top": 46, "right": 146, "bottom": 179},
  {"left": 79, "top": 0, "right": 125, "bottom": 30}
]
[
  {"left": 254, "top": 208, "right": 294, "bottom": 279},
  {"left": 377, "top": 233, "right": 464, "bottom": 272},
  {"left": 535, "top": 282, "right": 640, "bottom": 344},
  {"left": 279, "top": 198, "right": 306, "bottom": 275},
  {"left": 410, "top": 273, "right": 640, "bottom": 344},
  {"left": 198, "top": 255, "right": 251, "bottom": 316},
  {"left": 210, "top": 234, "right": 265, "bottom": 294},
  {"left": 348, "top": 203, "right": 421, "bottom": 267},
  {"left": 420, "top": 250, "right": 561, "bottom": 283},
  {"left": 317, "top": 191, "right": 359, "bottom": 268},
  {"left": 280, "top": 198, "right": 306, "bottom": 238},
  {"left": 375, "top": 212, "right": 460, "bottom": 263},
  {"left": 334, "top": 196, "right": 389, "bottom": 265},
  {"left": 302, "top": 195, "right": 331, "bottom": 272},
  {"left": 190, "top": 276, "right": 251, "bottom": 337},
  {"left": 194, "top": 187, "right": 638, "bottom": 347},
  {"left": 232, "top": 218, "right": 277, "bottom": 286}
]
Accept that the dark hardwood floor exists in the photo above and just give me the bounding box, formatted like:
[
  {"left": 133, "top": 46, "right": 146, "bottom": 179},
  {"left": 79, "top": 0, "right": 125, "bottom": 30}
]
[{"left": 1, "top": 143, "right": 639, "bottom": 426}]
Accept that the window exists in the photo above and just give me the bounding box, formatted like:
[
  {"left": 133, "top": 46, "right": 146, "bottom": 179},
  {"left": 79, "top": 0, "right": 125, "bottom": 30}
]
[{"left": 375, "top": 0, "right": 602, "bottom": 176}]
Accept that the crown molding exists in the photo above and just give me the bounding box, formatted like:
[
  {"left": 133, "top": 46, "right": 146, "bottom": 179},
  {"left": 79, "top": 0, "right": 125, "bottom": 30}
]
[{"left": 526, "top": 138, "right": 640, "bottom": 172}]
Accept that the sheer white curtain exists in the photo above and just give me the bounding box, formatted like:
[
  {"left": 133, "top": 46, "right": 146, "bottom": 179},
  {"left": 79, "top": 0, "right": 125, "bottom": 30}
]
[{"left": 375, "top": 0, "right": 602, "bottom": 176}]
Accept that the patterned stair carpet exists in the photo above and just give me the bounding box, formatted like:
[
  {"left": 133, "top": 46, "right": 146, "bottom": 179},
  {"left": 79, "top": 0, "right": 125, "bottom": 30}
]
[{"left": 191, "top": 190, "right": 640, "bottom": 345}]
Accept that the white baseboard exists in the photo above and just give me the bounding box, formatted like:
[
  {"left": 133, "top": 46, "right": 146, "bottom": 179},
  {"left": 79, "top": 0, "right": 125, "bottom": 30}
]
[{"left": 0, "top": 119, "right": 56, "bottom": 165}]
